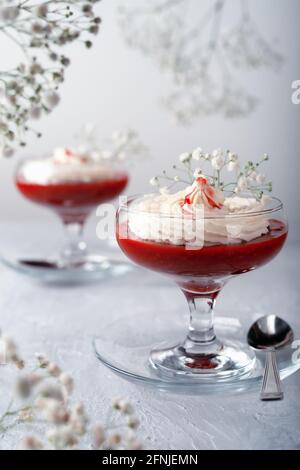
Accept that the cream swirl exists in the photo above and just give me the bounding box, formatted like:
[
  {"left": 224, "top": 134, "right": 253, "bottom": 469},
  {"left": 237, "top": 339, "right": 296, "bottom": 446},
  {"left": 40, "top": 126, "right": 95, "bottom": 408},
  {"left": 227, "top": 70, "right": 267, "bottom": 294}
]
[
  {"left": 128, "top": 178, "right": 270, "bottom": 246},
  {"left": 21, "top": 148, "right": 116, "bottom": 184}
]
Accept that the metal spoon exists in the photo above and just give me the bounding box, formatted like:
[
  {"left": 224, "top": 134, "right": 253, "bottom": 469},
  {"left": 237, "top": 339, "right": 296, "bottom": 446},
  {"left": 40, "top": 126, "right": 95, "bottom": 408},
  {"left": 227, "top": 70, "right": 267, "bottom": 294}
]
[{"left": 247, "top": 315, "right": 294, "bottom": 401}]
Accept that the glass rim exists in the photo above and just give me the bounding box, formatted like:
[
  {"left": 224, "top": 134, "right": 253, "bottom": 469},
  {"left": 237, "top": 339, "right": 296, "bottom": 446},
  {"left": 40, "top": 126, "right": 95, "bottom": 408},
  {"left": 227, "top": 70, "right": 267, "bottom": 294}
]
[{"left": 119, "top": 194, "right": 284, "bottom": 220}]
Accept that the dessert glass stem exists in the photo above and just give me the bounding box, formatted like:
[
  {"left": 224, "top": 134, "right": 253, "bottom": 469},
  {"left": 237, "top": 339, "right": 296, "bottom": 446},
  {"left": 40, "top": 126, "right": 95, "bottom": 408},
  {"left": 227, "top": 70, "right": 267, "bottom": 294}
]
[
  {"left": 182, "top": 290, "right": 222, "bottom": 356},
  {"left": 61, "top": 222, "right": 88, "bottom": 262}
]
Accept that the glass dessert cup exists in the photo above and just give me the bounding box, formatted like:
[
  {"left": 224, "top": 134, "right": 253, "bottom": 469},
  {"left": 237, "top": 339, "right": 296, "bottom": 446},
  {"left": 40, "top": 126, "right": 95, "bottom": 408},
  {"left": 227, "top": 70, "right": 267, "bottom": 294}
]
[
  {"left": 12, "top": 155, "right": 130, "bottom": 281},
  {"left": 116, "top": 195, "right": 288, "bottom": 382}
]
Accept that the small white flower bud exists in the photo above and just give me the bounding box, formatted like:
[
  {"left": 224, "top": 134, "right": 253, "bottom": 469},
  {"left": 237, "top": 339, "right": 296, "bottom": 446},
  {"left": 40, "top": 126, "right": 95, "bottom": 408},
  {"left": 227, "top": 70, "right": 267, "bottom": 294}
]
[
  {"left": 211, "top": 148, "right": 225, "bottom": 170},
  {"left": 44, "top": 91, "right": 60, "bottom": 109},
  {"left": 0, "top": 7, "right": 19, "bottom": 22},
  {"left": 149, "top": 177, "right": 159, "bottom": 186},
  {"left": 47, "top": 362, "right": 61, "bottom": 377},
  {"left": 237, "top": 176, "right": 248, "bottom": 192},
  {"left": 179, "top": 152, "right": 191, "bottom": 163},
  {"left": 256, "top": 173, "right": 266, "bottom": 184},
  {"left": 192, "top": 147, "right": 203, "bottom": 160},
  {"left": 30, "top": 106, "right": 42, "bottom": 120},
  {"left": 193, "top": 168, "right": 202, "bottom": 178},
  {"left": 35, "top": 353, "right": 49, "bottom": 368},
  {"left": 159, "top": 186, "right": 169, "bottom": 195},
  {"left": 227, "top": 160, "right": 239, "bottom": 172},
  {"left": 59, "top": 373, "right": 74, "bottom": 395},
  {"left": 36, "top": 4, "right": 48, "bottom": 17},
  {"left": 118, "top": 399, "right": 133, "bottom": 414},
  {"left": 92, "top": 425, "right": 105, "bottom": 448},
  {"left": 127, "top": 439, "right": 143, "bottom": 450},
  {"left": 108, "top": 433, "right": 121, "bottom": 448},
  {"left": 127, "top": 416, "right": 139, "bottom": 429},
  {"left": 19, "top": 435, "right": 43, "bottom": 450}
]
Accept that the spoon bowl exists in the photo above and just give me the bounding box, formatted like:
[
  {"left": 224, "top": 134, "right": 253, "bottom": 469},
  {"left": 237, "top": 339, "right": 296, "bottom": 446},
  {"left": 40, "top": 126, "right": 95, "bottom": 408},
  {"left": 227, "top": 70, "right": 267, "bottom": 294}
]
[
  {"left": 247, "top": 315, "right": 294, "bottom": 401},
  {"left": 247, "top": 315, "right": 294, "bottom": 351}
]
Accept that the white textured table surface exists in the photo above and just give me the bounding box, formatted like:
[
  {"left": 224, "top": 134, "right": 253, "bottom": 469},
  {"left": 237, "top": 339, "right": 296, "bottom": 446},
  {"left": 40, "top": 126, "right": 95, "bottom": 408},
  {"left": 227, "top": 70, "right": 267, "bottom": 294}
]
[{"left": 0, "top": 222, "right": 299, "bottom": 450}]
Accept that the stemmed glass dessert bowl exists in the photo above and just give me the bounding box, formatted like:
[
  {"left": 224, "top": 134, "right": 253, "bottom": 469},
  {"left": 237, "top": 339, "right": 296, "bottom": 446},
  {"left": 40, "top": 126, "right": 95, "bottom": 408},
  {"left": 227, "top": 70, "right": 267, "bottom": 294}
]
[
  {"left": 115, "top": 187, "right": 288, "bottom": 382},
  {"left": 11, "top": 148, "right": 129, "bottom": 280}
]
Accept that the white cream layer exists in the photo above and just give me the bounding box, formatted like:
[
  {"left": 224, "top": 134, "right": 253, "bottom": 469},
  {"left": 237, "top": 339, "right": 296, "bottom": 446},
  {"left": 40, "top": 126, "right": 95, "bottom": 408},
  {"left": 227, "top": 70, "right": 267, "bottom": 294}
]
[
  {"left": 128, "top": 191, "right": 270, "bottom": 246},
  {"left": 21, "top": 148, "right": 116, "bottom": 184}
]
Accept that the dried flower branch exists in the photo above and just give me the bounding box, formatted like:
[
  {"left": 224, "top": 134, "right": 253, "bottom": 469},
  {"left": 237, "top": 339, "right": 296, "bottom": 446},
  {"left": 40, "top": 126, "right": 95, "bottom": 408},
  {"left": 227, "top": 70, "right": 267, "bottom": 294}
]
[
  {"left": 118, "top": 0, "right": 283, "bottom": 124},
  {"left": 0, "top": 0, "right": 102, "bottom": 157},
  {"left": 0, "top": 334, "right": 143, "bottom": 450},
  {"left": 150, "top": 147, "right": 272, "bottom": 200}
]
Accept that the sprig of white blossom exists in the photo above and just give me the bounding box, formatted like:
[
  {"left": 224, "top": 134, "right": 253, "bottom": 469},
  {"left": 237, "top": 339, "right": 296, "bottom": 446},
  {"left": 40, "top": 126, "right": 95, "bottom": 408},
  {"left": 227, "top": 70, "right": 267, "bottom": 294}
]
[
  {"left": 0, "top": 0, "right": 102, "bottom": 157},
  {"left": 0, "top": 334, "right": 143, "bottom": 450},
  {"left": 75, "top": 123, "right": 148, "bottom": 163},
  {"left": 150, "top": 147, "right": 272, "bottom": 200},
  {"left": 119, "top": 0, "right": 283, "bottom": 124}
]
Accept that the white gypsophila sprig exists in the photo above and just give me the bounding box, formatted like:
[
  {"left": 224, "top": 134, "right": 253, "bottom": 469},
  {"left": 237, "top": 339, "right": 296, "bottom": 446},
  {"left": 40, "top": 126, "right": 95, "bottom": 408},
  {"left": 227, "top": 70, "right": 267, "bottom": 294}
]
[
  {"left": 0, "top": 0, "right": 102, "bottom": 157},
  {"left": 149, "top": 147, "right": 272, "bottom": 200},
  {"left": 75, "top": 123, "right": 148, "bottom": 163},
  {"left": 118, "top": 0, "right": 283, "bottom": 124},
  {"left": 0, "top": 335, "right": 143, "bottom": 450}
]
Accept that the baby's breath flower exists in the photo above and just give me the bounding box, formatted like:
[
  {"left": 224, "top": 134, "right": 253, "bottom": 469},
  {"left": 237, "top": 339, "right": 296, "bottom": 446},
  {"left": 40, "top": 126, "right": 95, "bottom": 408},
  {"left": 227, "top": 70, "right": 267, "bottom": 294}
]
[
  {"left": 18, "top": 408, "right": 33, "bottom": 422},
  {"left": 237, "top": 175, "right": 248, "bottom": 192},
  {"left": 47, "top": 362, "right": 62, "bottom": 378},
  {"left": 59, "top": 373, "right": 74, "bottom": 396},
  {"left": 248, "top": 170, "right": 257, "bottom": 181},
  {"left": 149, "top": 177, "right": 159, "bottom": 186},
  {"left": 30, "top": 106, "right": 42, "bottom": 120},
  {"left": 227, "top": 160, "right": 239, "bottom": 172},
  {"left": 46, "top": 402, "right": 70, "bottom": 425},
  {"left": 112, "top": 397, "right": 122, "bottom": 410},
  {"left": 179, "top": 152, "right": 191, "bottom": 163},
  {"left": 148, "top": 145, "right": 272, "bottom": 199},
  {"left": 92, "top": 425, "right": 105, "bottom": 448},
  {"left": 0, "top": 6, "right": 19, "bottom": 21},
  {"left": 256, "top": 173, "right": 266, "bottom": 185},
  {"left": 47, "top": 426, "right": 78, "bottom": 449},
  {"left": 16, "top": 374, "right": 42, "bottom": 399},
  {"left": 159, "top": 186, "right": 170, "bottom": 195},
  {"left": 127, "top": 438, "right": 143, "bottom": 450},
  {"left": 127, "top": 416, "right": 139, "bottom": 429},
  {"left": 19, "top": 435, "right": 44, "bottom": 450},
  {"left": 35, "top": 353, "right": 49, "bottom": 368},
  {"left": 44, "top": 91, "right": 60, "bottom": 109},
  {"left": 119, "top": 2, "right": 283, "bottom": 123},
  {"left": 228, "top": 152, "right": 238, "bottom": 162},
  {"left": 40, "top": 384, "right": 65, "bottom": 402},
  {"left": 36, "top": 4, "right": 48, "bottom": 17},
  {"left": 193, "top": 168, "right": 202, "bottom": 178},
  {"left": 192, "top": 147, "right": 203, "bottom": 160},
  {"left": 117, "top": 399, "right": 133, "bottom": 415},
  {"left": 211, "top": 148, "right": 225, "bottom": 170},
  {"left": 108, "top": 432, "right": 122, "bottom": 448},
  {"left": 0, "top": 332, "right": 143, "bottom": 451},
  {"left": 0, "top": 1, "right": 101, "bottom": 156}
]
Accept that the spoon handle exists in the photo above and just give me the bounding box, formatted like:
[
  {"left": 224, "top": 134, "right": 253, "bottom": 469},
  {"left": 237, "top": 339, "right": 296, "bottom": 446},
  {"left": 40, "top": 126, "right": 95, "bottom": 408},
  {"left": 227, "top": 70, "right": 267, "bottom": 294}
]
[{"left": 260, "top": 350, "right": 283, "bottom": 401}]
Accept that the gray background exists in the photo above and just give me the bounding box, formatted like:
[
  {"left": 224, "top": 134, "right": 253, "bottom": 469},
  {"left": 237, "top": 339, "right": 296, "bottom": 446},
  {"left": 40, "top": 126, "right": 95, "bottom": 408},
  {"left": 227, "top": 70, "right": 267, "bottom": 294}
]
[{"left": 0, "top": 0, "right": 299, "bottom": 241}]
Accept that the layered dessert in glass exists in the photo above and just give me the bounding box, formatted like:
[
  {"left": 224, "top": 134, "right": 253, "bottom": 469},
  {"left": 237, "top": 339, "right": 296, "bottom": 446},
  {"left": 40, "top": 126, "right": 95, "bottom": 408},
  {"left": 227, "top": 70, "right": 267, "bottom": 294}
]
[
  {"left": 16, "top": 147, "right": 128, "bottom": 268},
  {"left": 116, "top": 152, "right": 287, "bottom": 381}
]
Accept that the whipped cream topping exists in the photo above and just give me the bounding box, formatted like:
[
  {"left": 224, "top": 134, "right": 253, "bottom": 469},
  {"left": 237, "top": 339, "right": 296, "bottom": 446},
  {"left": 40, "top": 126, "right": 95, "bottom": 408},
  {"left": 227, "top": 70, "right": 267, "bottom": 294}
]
[
  {"left": 21, "top": 148, "right": 117, "bottom": 184},
  {"left": 128, "top": 178, "right": 270, "bottom": 246}
]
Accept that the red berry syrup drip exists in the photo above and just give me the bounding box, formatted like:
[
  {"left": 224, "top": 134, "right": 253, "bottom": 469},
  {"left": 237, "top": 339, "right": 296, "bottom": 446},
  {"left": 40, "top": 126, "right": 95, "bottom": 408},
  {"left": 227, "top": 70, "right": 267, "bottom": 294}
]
[{"left": 181, "top": 176, "right": 223, "bottom": 210}]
